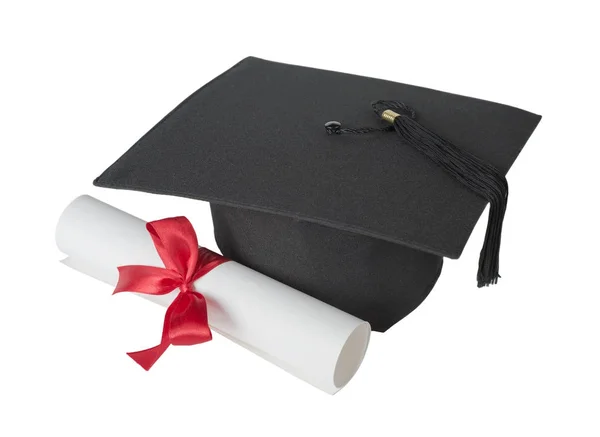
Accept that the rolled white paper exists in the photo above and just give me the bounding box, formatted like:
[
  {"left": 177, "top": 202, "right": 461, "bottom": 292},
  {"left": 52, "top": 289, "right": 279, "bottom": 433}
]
[{"left": 56, "top": 195, "right": 370, "bottom": 394}]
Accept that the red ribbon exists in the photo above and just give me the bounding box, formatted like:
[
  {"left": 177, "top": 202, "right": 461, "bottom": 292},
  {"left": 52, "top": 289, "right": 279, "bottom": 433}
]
[{"left": 113, "top": 217, "right": 228, "bottom": 370}]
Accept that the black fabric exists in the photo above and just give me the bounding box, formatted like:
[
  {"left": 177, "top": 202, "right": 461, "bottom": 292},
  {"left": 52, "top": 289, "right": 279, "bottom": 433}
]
[
  {"left": 211, "top": 204, "right": 443, "bottom": 331},
  {"left": 94, "top": 56, "right": 541, "bottom": 259},
  {"left": 94, "top": 56, "right": 541, "bottom": 331}
]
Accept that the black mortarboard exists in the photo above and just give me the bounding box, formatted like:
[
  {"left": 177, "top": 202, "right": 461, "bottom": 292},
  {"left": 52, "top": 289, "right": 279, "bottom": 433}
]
[{"left": 94, "top": 57, "right": 541, "bottom": 332}]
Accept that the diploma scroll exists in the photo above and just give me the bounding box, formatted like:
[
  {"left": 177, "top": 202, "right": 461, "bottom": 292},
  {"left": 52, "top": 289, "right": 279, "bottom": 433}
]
[{"left": 56, "top": 195, "right": 370, "bottom": 394}]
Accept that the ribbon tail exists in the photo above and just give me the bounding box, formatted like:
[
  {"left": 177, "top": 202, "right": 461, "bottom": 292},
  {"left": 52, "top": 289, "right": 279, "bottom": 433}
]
[
  {"left": 126, "top": 299, "right": 177, "bottom": 371},
  {"left": 126, "top": 341, "right": 170, "bottom": 371}
]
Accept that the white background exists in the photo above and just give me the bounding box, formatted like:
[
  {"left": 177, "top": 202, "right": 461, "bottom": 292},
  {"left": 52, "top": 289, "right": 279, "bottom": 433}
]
[{"left": 1, "top": 1, "right": 599, "bottom": 436}]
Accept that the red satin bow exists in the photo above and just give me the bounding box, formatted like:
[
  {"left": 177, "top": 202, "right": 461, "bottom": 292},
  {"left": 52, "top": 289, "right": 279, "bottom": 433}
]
[{"left": 113, "top": 217, "right": 228, "bottom": 370}]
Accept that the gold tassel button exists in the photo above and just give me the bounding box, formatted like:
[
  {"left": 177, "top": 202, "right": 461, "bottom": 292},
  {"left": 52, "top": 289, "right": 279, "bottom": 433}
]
[{"left": 381, "top": 109, "right": 401, "bottom": 124}]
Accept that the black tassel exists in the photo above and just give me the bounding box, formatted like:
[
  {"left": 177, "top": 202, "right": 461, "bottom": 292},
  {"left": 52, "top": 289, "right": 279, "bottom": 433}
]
[{"left": 325, "top": 100, "right": 508, "bottom": 287}]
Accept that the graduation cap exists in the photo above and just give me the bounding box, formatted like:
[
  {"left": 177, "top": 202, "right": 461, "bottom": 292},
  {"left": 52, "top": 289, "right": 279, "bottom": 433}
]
[{"left": 94, "top": 57, "right": 541, "bottom": 332}]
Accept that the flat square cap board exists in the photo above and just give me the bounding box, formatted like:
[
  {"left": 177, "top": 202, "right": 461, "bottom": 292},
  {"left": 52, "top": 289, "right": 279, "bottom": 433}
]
[{"left": 94, "top": 57, "right": 541, "bottom": 331}]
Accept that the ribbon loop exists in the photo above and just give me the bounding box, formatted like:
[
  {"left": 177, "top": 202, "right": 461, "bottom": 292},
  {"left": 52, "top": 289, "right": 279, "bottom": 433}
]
[{"left": 114, "top": 216, "right": 228, "bottom": 370}]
